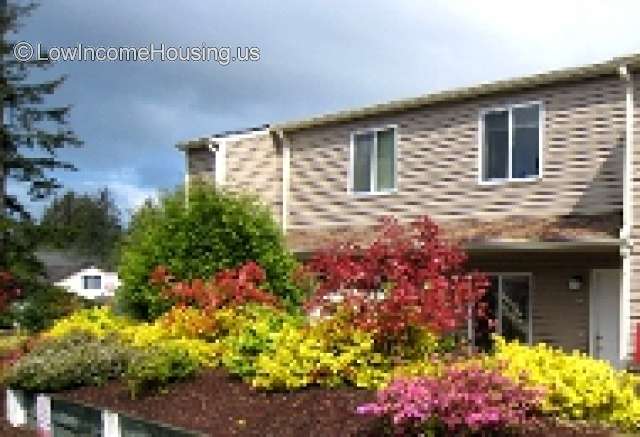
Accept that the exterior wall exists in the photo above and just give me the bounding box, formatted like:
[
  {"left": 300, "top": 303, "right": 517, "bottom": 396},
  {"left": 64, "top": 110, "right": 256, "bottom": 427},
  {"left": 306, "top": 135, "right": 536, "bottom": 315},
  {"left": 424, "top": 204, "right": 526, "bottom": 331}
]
[
  {"left": 286, "top": 76, "right": 625, "bottom": 229},
  {"left": 187, "top": 146, "right": 215, "bottom": 183},
  {"left": 186, "top": 132, "right": 283, "bottom": 223},
  {"left": 225, "top": 132, "right": 283, "bottom": 222},
  {"left": 54, "top": 267, "right": 120, "bottom": 300},
  {"left": 471, "top": 250, "right": 620, "bottom": 353}
]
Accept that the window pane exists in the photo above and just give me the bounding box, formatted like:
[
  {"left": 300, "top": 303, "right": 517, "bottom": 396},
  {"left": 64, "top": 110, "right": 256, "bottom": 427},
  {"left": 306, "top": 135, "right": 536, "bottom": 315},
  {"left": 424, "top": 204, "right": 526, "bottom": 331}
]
[
  {"left": 474, "top": 276, "right": 499, "bottom": 352},
  {"left": 513, "top": 105, "right": 540, "bottom": 178},
  {"left": 483, "top": 111, "right": 508, "bottom": 180},
  {"left": 501, "top": 275, "right": 530, "bottom": 344},
  {"left": 353, "top": 132, "right": 373, "bottom": 192},
  {"left": 376, "top": 129, "right": 395, "bottom": 191},
  {"left": 83, "top": 275, "right": 101, "bottom": 290}
]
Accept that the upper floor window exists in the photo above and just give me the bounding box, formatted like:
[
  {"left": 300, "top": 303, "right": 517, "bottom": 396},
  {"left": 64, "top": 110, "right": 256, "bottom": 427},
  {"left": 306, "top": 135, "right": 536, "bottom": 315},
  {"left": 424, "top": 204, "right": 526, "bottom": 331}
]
[
  {"left": 350, "top": 126, "right": 397, "bottom": 193},
  {"left": 481, "top": 103, "right": 542, "bottom": 182},
  {"left": 82, "top": 275, "right": 101, "bottom": 290}
]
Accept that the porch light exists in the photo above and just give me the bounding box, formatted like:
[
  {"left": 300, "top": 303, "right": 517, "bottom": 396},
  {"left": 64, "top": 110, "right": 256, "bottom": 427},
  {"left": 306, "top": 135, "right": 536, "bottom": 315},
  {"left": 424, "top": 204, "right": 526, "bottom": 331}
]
[{"left": 568, "top": 275, "right": 583, "bottom": 291}]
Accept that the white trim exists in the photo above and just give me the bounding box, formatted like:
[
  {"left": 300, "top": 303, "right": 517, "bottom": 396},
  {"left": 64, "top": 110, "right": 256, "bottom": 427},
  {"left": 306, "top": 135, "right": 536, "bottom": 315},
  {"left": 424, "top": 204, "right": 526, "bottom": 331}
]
[
  {"left": 477, "top": 101, "right": 544, "bottom": 184},
  {"left": 214, "top": 140, "right": 227, "bottom": 185},
  {"left": 215, "top": 128, "right": 269, "bottom": 142},
  {"left": 348, "top": 124, "right": 398, "bottom": 195},
  {"left": 282, "top": 137, "right": 291, "bottom": 233}
]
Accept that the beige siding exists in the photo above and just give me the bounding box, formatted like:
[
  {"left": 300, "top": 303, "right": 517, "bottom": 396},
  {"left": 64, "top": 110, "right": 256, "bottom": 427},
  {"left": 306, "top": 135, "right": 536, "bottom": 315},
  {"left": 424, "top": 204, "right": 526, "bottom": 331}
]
[
  {"left": 472, "top": 251, "right": 620, "bottom": 353},
  {"left": 287, "top": 76, "right": 625, "bottom": 229},
  {"left": 223, "top": 132, "right": 282, "bottom": 223},
  {"left": 187, "top": 146, "right": 215, "bottom": 183}
]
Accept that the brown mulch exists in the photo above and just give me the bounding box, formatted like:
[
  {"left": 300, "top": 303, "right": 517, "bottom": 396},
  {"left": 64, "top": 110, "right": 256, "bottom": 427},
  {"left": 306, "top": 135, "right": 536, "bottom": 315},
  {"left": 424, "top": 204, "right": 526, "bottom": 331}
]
[
  {"left": 57, "top": 369, "right": 382, "bottom": 436},
  {"left": 55, "top": 369, "right": 619, "bottom": 437}
]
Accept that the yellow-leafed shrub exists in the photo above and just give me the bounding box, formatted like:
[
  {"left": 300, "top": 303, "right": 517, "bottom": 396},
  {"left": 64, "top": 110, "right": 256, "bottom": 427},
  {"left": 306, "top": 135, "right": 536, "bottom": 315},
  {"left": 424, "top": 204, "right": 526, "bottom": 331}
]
[
  {"left": 158, "top": 306, "right": 217, "bottom": 340},
  {"left": 251, "top": 317, "right": 391, "bottom": 390},
  {"left": 47, "top": 307, "right": 132, "bottom": 338},
  {"left": 489, "top": 336, "right": 640, "bottom": 431}
]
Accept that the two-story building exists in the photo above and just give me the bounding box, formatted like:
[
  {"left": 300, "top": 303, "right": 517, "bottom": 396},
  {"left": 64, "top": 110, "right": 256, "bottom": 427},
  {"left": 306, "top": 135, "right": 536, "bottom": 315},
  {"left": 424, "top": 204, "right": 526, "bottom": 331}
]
[{"left": 178, "top": 53, "right": 640, "bottom": 368}]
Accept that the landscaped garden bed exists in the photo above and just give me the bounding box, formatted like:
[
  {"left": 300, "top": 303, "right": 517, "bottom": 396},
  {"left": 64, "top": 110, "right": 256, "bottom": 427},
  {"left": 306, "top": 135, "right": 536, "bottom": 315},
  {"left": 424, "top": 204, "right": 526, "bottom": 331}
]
[
  {"left": 54, "top": 369, "right": 616, "bottom": 437},
  {"left": 57, "top": 369, "right": 380, "bottom": 436},
  {"left": 1, "top": 185, "right": 639, "bottom": 436}
]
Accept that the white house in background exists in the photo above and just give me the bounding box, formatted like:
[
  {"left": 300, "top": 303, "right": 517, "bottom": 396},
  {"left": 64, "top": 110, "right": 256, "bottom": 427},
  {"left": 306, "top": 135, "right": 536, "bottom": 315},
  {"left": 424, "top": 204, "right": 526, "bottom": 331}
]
[
  {"left": 37, "top": 250, "right": 120, "bottom": 300},
  {"left": 53, "top": 266, "right": 120, "bottom": 300}
]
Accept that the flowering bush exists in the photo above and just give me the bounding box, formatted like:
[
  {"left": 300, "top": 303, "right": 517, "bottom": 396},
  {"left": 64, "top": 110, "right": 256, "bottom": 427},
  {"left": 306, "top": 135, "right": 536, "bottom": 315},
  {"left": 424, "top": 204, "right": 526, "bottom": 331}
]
[
  {"left": 357, "top": 366, "right": 544, "bottom": 435},
  {"left": 118, "top": 184, "right": 302, "bottom": 319},
  {"left": 305, "top": 216, "right": 488, "bottom": 351},
  {"left": 151, "top": 262, "right": 280, "bottom": 312},
  {"left": 488, "top": 337, "right": 640, "bottom": 431}
]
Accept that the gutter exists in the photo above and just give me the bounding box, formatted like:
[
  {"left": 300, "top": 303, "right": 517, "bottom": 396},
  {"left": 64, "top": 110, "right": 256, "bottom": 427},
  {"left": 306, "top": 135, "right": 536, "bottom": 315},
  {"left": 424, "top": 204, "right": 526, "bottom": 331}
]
[{"left": 619, "top": 63, "right": 634, "bottom": 362}]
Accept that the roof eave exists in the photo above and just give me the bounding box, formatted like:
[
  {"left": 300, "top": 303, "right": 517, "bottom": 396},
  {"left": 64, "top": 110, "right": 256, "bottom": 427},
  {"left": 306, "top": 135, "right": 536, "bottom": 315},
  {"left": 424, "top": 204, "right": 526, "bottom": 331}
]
[{"left": 271, "top": 53, "right": 640, "bottom": 133}]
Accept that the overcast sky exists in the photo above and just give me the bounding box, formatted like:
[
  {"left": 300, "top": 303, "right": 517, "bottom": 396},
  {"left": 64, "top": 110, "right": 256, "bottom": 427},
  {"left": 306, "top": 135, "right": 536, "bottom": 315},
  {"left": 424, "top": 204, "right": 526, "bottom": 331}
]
[{"left": 11, "top": 0, "right": 640, "bottom": 219}]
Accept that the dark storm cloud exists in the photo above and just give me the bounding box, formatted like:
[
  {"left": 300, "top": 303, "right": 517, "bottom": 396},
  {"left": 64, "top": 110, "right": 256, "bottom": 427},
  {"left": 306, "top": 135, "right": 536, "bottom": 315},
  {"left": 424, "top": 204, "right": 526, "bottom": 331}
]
[{"left": 12, "top": 0, "right": 640, "bottom": 215}]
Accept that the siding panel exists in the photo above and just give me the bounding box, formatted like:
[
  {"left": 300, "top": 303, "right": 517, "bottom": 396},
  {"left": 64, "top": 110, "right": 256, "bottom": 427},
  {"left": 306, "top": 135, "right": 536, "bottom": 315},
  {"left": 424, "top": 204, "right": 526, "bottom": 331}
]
[{"left": 287, "top": 77, "right": 625, "bottom": 229}]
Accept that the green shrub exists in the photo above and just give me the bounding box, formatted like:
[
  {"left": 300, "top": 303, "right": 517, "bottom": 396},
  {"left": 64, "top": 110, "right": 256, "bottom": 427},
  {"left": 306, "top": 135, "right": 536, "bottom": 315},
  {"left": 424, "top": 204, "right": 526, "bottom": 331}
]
[
  {"left": 11, "top": 286, "right": 91, "bottom": 332},
  {"left": 126, "top": 341, "right": 200, "bottom": 398},
  {"left": 251, "top": 316, "right": 391, "bottom": 390},
  {"left": 218, "top": 304, "right": 303, "bottom": 378},
  {"left": 486, "top": 337, "right": 640, "bottom": 432},
  {"left": 6, "top": 332, "right": 133, "bottom": 392},
  {"left": 118, "top": 183, "right": 302, "bottom": 320}
]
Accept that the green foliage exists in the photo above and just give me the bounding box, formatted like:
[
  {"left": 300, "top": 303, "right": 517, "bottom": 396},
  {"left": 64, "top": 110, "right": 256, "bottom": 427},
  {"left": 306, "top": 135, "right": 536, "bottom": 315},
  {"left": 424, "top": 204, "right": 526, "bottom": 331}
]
[
  {"left": 11, "top": 285, "right": 90, "bottom": 332},
  {"left": 486, "top": 337, "right": 640, "bottom": 432},
  {"left": 39, "top": 189, "right": 123, "bottom": 265},
  {"left": 1, "top": 1, "right": 82, "bottom": 219},
  {"left": 251, "top": 317, "right": 392, "bottom": 390},
  {"left": 218, "top": 304, "right": 303, "bottom": 378},
  {"left": 47, "top": 306, "right": 132, "bottom": 338},
  {"left": 118, "top": 183, "right": 302, "bottom": 320},
  {"left": 6, "top": 332, "right": 133, "bottom": 392},
  {"left": 125, "top": 341, "right": 200, "bottom": 398}
]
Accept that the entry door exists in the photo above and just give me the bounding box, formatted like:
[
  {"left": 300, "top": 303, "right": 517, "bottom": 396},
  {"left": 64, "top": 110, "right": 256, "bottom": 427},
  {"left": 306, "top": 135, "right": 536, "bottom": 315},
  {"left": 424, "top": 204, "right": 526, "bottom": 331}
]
[{"left": 591, "top": 269, "right": 621, "bottom": 368}]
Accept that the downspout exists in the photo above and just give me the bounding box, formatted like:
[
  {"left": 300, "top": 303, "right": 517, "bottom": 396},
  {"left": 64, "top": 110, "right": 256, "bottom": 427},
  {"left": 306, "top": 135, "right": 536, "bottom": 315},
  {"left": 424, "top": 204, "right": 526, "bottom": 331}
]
[
  {"left": 619, "top": 64, "right": 634, "bottom": 363},
  {"left": 184, "top": 146, "right": 191, "bottom": 206},
  {"left": 211, "top": 138, "right": 227, "bottom": 186},
  {"left": 281, "top": 131, "right": 290, "bottom": 234}
]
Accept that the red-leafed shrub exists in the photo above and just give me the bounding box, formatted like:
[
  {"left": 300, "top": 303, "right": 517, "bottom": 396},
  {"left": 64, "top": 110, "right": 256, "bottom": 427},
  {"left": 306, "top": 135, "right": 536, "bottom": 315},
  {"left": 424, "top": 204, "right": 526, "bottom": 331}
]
[
  {"left": 150, "top": 261, "right": 279, "bottom": 312},
  {"left": 356, "top": 366, "right": 544, "bottom": 435},
  {"left": 0, "top": 271, "right": 22, "bottom": 313},
  {"left": 304, "top": 216, "right": 488, "bottom": 347}
]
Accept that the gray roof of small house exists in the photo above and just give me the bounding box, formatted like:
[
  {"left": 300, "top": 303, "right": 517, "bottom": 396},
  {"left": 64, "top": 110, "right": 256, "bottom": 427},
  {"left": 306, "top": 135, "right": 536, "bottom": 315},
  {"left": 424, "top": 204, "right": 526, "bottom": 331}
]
[{"left": 37, "top": 250, "right": 109, "bottom": 283}]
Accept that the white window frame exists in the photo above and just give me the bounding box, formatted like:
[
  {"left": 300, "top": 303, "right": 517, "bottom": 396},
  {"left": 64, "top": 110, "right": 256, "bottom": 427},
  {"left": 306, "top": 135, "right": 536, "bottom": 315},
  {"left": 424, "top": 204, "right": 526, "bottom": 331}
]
[
  {"left": 468, "top": 272, "right": 534, "bottom": 346},
  {"left": 348, "top": 125, "right": 398, "bottom": 195},
  {"left": 478, "top": 101, "right": 544, "bottom": 184},
  {"left": 82, "top": 275, "right": 102, "bottom": 290}
]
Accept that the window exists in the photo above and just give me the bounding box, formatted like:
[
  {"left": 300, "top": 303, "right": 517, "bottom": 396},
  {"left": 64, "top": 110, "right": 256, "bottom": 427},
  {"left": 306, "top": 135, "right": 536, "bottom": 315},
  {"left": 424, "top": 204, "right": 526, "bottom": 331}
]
[
  {"left": 471, "top": 274, "right": 531, "bottom": 351},
  {"left": 351, "top": 127, "right": 397, "bottom": 193},
  {"left": 82, "top": 275, "right": 101, "bottom": 290},
  {"left": 481, "top": 103, "right": 541, "bottom": 181}
]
